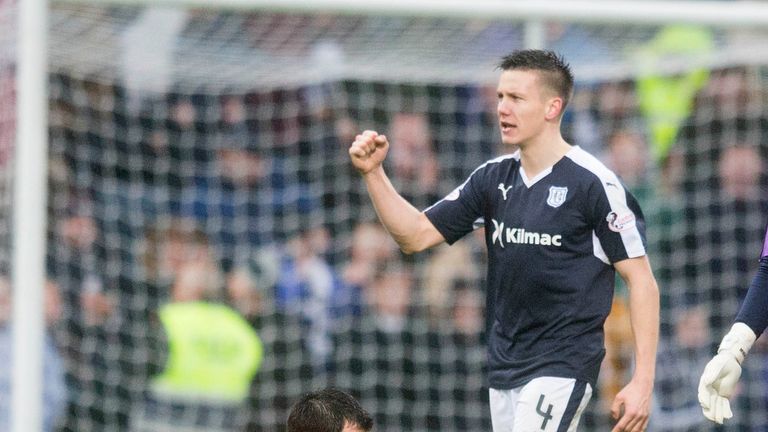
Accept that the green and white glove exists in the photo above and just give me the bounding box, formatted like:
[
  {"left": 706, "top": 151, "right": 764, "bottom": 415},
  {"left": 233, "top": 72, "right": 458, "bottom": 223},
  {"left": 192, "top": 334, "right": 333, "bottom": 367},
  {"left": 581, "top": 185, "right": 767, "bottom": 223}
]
[{"left": 698, "top": 322, "right": 757, "bottom": 424}]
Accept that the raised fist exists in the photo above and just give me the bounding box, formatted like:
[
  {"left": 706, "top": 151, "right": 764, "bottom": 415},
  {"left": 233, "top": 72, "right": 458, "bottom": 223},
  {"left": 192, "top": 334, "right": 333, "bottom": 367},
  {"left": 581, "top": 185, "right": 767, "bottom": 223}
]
[{"left": 349, "top": 130, "right": 389, "bottom": 175}]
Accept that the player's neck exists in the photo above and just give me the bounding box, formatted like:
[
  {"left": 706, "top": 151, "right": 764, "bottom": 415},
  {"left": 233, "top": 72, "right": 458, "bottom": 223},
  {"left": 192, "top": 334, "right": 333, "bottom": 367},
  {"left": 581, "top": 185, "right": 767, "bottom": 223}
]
[{"left": 518, "top": 131, "right": 572, "bottom": 178}]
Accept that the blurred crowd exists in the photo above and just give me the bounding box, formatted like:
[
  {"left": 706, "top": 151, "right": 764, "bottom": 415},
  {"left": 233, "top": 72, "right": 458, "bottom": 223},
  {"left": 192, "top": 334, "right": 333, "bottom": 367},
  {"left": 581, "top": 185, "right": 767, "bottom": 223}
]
[{"left": 0, "top": 13, "right": 767, "bottom": 432}]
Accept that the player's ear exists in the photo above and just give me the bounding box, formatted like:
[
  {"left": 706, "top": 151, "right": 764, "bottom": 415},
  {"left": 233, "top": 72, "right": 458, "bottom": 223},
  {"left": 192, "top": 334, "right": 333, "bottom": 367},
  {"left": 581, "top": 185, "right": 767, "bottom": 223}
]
[{"left": 545, "top": 97, "right": 563, "bottom": 121}]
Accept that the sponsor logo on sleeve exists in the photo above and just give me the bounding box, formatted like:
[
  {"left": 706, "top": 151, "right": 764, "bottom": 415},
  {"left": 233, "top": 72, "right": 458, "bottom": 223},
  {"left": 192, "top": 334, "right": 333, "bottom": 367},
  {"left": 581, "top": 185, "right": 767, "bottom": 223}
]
[
  {"left": 606, "top": 211, "right": 636, "bottom": 233},
  {"left": 444, "top": 187, "right": 460, "bottom": 201}
]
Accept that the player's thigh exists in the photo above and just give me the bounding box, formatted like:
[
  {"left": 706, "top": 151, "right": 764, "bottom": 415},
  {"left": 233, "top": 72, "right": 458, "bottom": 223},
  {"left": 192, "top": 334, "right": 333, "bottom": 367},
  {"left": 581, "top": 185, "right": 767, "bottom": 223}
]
[{"left": 513, "top": 376, "right": 592, "bottom": 432}]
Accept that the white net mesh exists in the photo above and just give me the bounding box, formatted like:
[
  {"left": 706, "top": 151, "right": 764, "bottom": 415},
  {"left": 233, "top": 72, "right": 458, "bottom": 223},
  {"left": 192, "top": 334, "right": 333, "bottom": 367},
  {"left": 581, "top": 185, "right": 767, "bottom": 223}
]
[{"left": 36, "top": 3, "right": 768, "bottom": 432}]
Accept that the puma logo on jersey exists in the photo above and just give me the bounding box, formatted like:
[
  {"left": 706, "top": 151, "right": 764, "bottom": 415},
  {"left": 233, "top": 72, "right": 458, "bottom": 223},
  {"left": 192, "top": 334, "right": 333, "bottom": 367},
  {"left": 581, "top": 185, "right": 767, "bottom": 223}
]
[
  {"left": 498, "top": 183, "right": 513, "bottom": 200},
  {"left": 491, "top": 219, "right": 562, "bottom": 248}
]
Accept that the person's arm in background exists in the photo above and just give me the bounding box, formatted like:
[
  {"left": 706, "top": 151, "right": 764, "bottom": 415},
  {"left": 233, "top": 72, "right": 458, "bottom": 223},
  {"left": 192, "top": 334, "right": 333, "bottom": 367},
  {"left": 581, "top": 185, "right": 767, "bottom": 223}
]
[
  {"left": 611, "top": 256, "right": 660, "bottom": 432},
  {"left": 349, "top": 130, "right": 444, "bottom": 254},
  {"left": 698, "top": 255, "right": 768, "bottom": 424}
]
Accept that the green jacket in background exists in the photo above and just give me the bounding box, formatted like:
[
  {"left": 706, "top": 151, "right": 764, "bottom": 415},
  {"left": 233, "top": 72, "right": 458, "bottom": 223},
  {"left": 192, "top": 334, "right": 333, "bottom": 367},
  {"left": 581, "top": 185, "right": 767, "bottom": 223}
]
[
  {"left": 636, "top": 25, "right": 713, "bottom": 164},
  {"left": 152, "top": 301, "right": 263, "bottom": 402}
]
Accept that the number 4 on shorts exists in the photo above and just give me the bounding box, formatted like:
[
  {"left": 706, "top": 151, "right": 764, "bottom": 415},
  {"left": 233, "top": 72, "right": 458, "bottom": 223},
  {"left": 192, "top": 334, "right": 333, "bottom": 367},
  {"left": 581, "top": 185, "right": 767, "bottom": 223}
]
[{"left": 536, "top": 394, "right": 554, "bottom": 430}]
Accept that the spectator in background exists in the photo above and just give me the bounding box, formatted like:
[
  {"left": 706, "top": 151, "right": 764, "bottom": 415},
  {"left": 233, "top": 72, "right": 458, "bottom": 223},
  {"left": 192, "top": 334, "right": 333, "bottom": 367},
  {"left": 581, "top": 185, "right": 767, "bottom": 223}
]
[
  {"left": 597, "top": 128, "right": 652, "bottom": 415},
  {"left": 709, "top": 144, "right": 766, "bottom": 324},
  {"left": 226, "top": 249, "right": 314, "bottom": 432},
  {"left": 341, "top": 221, "right": 398, "bottom": 316},
  {"left": 387, "top": 112, "right": 440, "bottom": 209},
  {"left": 474, "top": 83, "right": 507, "bottom": 159},
  {"left": 718, "top": 145, "right": 763, "bottom": 203},
  {"left": 426, "top": 278, "right": 490, "bottom": 431},
  {"left": 166, "top": 94, "right": 210, "bottom": 181},
  {"left": 286, "top": 387, "right": 373, "bottom": 432},
  {"left": 698, "top": 218, "right": 768, "bottom": 426},
  {"left": 137, "top": 122, "right": 175, "bottom": 207},
  {"left": 331, "top": 259, "right": 427, "bottom": 430},
  {"left": 596, "top": 80, "right": 641, "bottom": 137},
  {"left": 47, "top": 192, "right": 125, "bottom": 432},
  {"left": 673, "top": 64, "right": 768, "bottom": 430},
  {"left": 604, "top": 129, "right": 652, "bottom": 205},
  {"left": 679, "top": 136, "right": 768, "bottom": 429},
  {"left": 219, "top": 94, "right": 251, "bottom": 153},
  {"left": 327, "top": 113, "right": 371, "bottom": 236},
  {"left": 651, "top": 305, "right": 711, "bottom": 431},
  {"left": 421, "top": 237, "right": 482, "bottom": 328},
  {"left": 693, "top": 66, "right": 754, "bottom": 122},
  {"left": 633, "top": 142, "right": 708, "bottom": 430},
  {"left": 131, "top": 93, "right": 209, "bottom": 224},
  {"left": 185, "top": 110, "right": 273, "bottom": 270},
  {"left": 274, "top": 225, "right": 347, "bottom": 367},
  {"left": 0, "top": 277, "right": 67, "bottom": 432},
  {"left": 299, "top": 83, "right": 370, "bottom": 263},
  {"left": 429, "top": 84, "right": 499, "bottom": 188},
  {"left": 73, "top": 79, "right": 124, "bottom": 187},
  {"left": 450, "top": 280, "right": 485, "bottom": 343},
  {"left": 131, "top": 218, "right": 262, "bottom": 432},
  {"left": 185, "top": 91, "right": 319, "bottom": 262},
  {"left": 565, "top": 85, "right": 601, "bottom": 154},
  {"left": 365, "top": 260, "right": 415, "bottom": 336},
  {"left": 634, "top": 25, "right": 713, "bottom": 165},
  {"left": 646, "top": 145, "right": 686, "bottom": 322},
  {"left": 683, "top": 142, "right": 766, "bottom": 332}
]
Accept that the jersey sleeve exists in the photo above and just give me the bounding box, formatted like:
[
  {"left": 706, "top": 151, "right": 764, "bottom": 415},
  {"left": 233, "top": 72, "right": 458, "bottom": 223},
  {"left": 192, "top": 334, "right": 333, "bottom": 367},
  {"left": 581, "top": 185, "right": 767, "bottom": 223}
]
[
  {"left": 734, "top": 257, "right": 768, "bottom": 337},
  {"left": 588, "top": 178, "right": 647, "bottom": 263},
  {"left": 734, "top": 225, "right": 768, "bottom": 337},
  {"left": 423, "top": 166, "right": 487, "bottom": 245}
]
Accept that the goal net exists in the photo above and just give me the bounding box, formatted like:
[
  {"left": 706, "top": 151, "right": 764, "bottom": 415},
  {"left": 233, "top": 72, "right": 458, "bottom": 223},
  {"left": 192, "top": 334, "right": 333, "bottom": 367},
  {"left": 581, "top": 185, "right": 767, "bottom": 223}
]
[{"left": 23, "top": 2, "right": 768, "bottom": 431}]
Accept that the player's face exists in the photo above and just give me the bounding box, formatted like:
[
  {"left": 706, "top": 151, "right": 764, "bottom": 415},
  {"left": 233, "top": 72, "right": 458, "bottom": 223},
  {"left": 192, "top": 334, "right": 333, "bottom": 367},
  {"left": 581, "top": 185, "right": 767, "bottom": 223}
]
[{"left": 496, "top": 70, "right": 552, "bottom": 147}]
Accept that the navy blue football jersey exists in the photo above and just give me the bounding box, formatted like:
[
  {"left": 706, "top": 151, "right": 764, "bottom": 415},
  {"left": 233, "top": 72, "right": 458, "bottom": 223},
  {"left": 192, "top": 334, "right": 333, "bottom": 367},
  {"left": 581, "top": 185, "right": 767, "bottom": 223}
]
[{"left": 425, "top": 146, "right": 647, "bottom": 389}]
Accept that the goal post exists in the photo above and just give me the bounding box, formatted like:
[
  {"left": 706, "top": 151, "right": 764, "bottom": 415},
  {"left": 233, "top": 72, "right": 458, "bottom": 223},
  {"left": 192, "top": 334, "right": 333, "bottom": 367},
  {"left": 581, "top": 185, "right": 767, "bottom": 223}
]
[{"left": 12, "top": 0, "right": 48, "bottom": 431}]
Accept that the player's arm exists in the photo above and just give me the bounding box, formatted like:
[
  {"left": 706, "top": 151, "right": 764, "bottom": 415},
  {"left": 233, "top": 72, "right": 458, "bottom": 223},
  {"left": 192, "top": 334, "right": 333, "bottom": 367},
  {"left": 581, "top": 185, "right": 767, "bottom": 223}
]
[
  {"left": 611, "top": 255, "right": 660, "bottom": 432},
  {"left": 734, "top": 257, "right": 768, "bottom": 335},
  {"left": 698, "top": 256, "right": 768, "bottom": 424},
  {"left": 349, "top": 130, "right": 445, "bottom": 254}
]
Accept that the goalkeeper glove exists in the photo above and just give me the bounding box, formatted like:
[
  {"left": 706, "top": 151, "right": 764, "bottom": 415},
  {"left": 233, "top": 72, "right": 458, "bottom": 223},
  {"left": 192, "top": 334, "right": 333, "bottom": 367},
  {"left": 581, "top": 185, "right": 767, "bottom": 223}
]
[{"left": 698, "top": 322, "right": 756, "bottom": 424}]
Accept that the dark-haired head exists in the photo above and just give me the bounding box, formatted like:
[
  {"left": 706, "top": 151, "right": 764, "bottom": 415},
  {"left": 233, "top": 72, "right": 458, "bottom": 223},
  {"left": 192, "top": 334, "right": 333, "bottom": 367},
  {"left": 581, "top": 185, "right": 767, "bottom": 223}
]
[
  {"left": 498, "top": 50, "right": 574, "bottom": 117},
  {"left": 287, "top": 388, "right": 374, "bottom": 432}
]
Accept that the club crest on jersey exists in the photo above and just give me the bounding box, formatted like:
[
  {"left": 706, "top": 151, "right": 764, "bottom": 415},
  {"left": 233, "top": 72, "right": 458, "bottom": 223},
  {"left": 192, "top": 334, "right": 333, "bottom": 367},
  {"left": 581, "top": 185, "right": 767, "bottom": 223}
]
[
  {"left": 546, "top": 186, "right": 568, "bottom": 208},
  {"left": 606, "top": 211, "right": 636, "bottom": 233}
]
